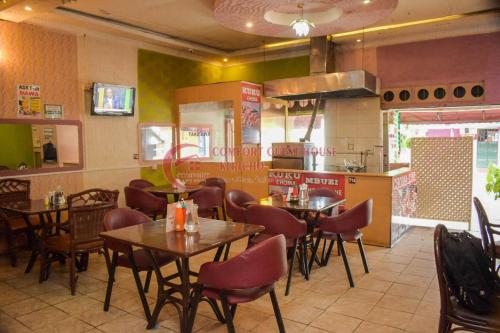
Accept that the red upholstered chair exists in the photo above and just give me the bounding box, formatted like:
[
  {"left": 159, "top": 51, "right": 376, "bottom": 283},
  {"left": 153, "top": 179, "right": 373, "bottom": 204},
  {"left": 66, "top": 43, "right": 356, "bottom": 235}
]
[
  {"left": 474, "top": 197, "right": 500, "bottom": 274},
  {"left": 434, "top": 224, "right": 500, "bottom": 332},
  {"left": 309, "top": 188, "right": 345, "bottom": 215},
  {"left": 129, "top": 179, "right": 154, "bottom": 189},
  {"left": 189, "top": 186, "right": 225, "bottom": 220},
  {"left": 245, "top": 205, "right": 308, "bottom": 296},
  {"left": 124, "top": 186, "right": 167, "bottom": 220},
  {"left": 225, "top": 189, "right": 255, "bottom": 222},
  {"left": 199, "top": 178, "right": 226, "bottom": 219},
  {"left": 102, "top": 208, "right": 178, "bottom": 321},
  {"left": 311, "top": 199, "right": 373, "bottom": 287},
  {"left": 189, "top": 235, "right": 288, "bottom": 333}
]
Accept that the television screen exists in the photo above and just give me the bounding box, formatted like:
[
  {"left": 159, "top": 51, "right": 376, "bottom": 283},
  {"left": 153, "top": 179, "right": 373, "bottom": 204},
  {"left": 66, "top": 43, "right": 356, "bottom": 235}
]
[{"left": 91, "top": 83, "right": 135, "bottom": 116}]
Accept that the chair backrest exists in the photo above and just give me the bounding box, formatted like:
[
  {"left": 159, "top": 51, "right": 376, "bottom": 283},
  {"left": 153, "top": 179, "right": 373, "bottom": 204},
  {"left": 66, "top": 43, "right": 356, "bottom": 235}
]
[
  {"left": 67, "top": 188, "right": 119, "bottom": 246},
  {"left": 189, "top": 186, "right": 224, "bottom": 218},
  {"left": 245, "top": 204, "right": 306, "bottom": 239},
  {"left": 200, "top": 177, "right": 226, "bottom": 194},
  {"left": 124, "top": 186, "right": 166, "bottom": 219},
  {"left": 225, "top": 189, "right": 255, "bottom": 222},
  {"left": 320, "top": 198, "right": 372, "bottom": 234},
  {"left": 473, "top": 197, "right": 497, "bottom": 265},
  {"left": 103, "top": 208, "right": 152, "bottom": 254},
  {"left": 0, "top": 165, "right": 9, "bottom": 170},
  {"left": 199, "top": 234, "right": 287, "bottom": 290},
  {"left": 434, "top": 224, "right": 454, "bottom": 320},
  {"left": 129, "top": 179, "right": 154, "bottom": 189},
  {"left": 309, "top": 188, "right": 341, "bottom": 199},
  {"left": 0, "top": 178, "right": 30, "bottom": 204}
]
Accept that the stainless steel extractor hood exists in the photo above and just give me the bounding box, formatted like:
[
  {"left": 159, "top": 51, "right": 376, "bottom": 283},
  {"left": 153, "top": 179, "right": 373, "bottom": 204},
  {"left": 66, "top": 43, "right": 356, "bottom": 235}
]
[{"left": 264, "top": 36, "right": 379, "bottom": 100}]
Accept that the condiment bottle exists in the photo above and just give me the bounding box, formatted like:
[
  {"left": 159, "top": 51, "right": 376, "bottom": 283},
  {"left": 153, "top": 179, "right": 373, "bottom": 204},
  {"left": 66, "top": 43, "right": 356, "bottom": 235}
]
[{"left": 175, "top": 201, "right": 185, "bottom": 231}]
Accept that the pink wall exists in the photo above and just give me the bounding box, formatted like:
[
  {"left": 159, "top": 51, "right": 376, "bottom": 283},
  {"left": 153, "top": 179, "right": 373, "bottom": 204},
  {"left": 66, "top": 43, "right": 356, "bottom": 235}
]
[{"left": 377, "top": 32, "right": 500, "bottom": 105}]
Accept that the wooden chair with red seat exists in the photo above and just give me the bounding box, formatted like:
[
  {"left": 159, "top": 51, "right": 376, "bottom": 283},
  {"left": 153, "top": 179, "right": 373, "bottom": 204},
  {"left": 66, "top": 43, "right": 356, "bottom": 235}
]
[
  {"left": 0, "top": 178, "right": 31, "bottom": 267},
  {"left": 225, "top": 189, "right": 255, "bottom": 222},
  {"left": 434, "top": 224, "right": 500, "bottom": 333},
  {"left": 41, "top": 188, "right": 119, "bottom": 295},
  {"left": 310, "top": 199, "right": 373, "bottom": 288},
  {"left": 129, "top": 179, "right": 154, "bottom": 189},
  {"left": 102, "top": 208, "right": 180, "bottom": 322},
  {"left": 245, "top": 204, "right": 308, "bottom": 296},
  {"left": 474, "top": 197, "right": 500, "bottom": 274},
  {"left": 124, "top": 186, "right": 167, "bottom": 220},
  {"left": 199, "top": 177, "right": 226, "bottom": 220},
  {"left": 189, "top": 186, "right": 225, "bottom": 220},
  {"left": 189, "top": 235, "right": 288, "bottom": 333}
]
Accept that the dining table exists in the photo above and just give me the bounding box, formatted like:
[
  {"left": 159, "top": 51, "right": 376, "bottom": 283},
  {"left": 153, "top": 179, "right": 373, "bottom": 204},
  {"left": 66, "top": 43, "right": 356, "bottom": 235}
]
[
  {"left": 99, "top": 218, "right": 264, "bottom": 332},
  {"left": 143, "top": 184, "right": 202, "bottom": 202},
  {"left": 0, "top": 199, "right": 68, "bottom": 278}
]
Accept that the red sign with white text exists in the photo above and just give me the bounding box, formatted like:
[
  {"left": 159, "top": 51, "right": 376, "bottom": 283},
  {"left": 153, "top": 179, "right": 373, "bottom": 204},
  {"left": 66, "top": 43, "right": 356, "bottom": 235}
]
[{"left": 268, "top": 171, "right": 345, "bottom": 199}]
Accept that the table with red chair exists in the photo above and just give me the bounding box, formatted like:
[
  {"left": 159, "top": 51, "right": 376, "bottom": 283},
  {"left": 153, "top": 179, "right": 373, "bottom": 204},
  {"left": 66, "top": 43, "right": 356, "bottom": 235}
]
[
  {"left": 144, "top": 184, "right": 202, "bottom": 203},
  {"left": 99, "top": 217, "right": 264, "bottom": 332}
]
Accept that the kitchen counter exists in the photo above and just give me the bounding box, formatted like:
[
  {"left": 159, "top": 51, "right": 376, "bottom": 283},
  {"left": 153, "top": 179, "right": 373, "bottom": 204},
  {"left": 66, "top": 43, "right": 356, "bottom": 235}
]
[{"left": 268, "top": 168, "right": 416, "bottom": 247}]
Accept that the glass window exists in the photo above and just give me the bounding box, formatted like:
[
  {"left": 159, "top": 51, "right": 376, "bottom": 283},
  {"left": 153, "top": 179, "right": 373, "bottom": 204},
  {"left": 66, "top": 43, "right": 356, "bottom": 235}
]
[
  {"left": 139, "top": 124, "right": 175, "bottom": 162},
  {"left": 179, "top": 101, "right": 234, "bottom": 162},
  {"left": 261, "top": 100, "right": 286, "bottom": 162}
]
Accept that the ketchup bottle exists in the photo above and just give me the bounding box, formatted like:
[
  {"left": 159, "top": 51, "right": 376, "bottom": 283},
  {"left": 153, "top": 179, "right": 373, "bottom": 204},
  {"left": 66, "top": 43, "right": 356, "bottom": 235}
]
[{"left": 175, "top": 201, "right": 186, "bottom": 231}]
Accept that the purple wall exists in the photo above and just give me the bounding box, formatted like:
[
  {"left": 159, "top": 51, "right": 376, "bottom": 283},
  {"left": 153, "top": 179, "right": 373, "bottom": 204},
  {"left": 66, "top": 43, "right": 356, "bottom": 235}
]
[{"left": 377, "top": 32, "right": 500, "bottom": 105}]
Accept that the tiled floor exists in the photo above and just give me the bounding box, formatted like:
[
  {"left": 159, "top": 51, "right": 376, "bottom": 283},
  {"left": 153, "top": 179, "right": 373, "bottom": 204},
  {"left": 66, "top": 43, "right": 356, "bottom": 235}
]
[{"left": 0, "top": 227, "right": 440, "bottom": 333}]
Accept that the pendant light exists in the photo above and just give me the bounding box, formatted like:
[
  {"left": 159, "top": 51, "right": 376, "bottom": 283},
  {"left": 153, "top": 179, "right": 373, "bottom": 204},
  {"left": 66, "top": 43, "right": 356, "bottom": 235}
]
[{"left": 290, "top": 3, "right": 315, "bottom": 37}]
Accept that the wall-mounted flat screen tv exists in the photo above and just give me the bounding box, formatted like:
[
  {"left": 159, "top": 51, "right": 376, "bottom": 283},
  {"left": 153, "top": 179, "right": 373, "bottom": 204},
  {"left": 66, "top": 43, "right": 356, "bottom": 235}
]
[{"left": 91, "top": 83, "right": 135, "bottom": 116}]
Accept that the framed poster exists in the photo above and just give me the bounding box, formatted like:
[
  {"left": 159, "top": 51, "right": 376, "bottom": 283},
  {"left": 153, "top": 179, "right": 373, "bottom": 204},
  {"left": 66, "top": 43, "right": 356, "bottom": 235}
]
[
  {"left": 44, "top": 104, "right": 63, "bottom": 119},
  {"left": 17, "top": 84, "right": 41, "bottom": 118},
  {"left": 241, "top": 82, "right": 261, "bottom": 145}
]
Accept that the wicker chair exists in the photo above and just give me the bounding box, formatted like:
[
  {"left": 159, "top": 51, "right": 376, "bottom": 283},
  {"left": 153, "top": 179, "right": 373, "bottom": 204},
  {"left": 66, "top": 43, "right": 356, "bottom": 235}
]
[
  {"left": 0, "top": 178, "right": 31, "bottom": 267},
  {"left": 41, "top": 188, "right": 119, "bottom": 295},
  {"left": 434, "top": 224, "right": 500, "bottom": 332},
  {"left": 474, "top": 197, "right": 500, "bottom": 274}
]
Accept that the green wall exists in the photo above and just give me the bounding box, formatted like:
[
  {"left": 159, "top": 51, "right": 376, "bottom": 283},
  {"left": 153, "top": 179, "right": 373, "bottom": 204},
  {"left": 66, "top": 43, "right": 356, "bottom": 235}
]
[
  {"left": 138, "top": 49, "right": 309, "bottom": 183},
  {"left": 0, "top": 124, "right": 34, "bottom": 170}
]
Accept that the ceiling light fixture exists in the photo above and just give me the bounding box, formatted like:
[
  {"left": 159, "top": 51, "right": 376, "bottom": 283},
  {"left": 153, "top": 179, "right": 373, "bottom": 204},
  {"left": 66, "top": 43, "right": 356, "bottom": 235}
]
[
  {"left": 246, "top": 22, "right": 253, "bottom": 28},
  {"left": 223, "top": 58, "right": 228, "bottom": 63},
  {"left": 290, "top": 3, "right": 315, "bottom": 37},
  {"left": 356, "top": 39, "right": 362, "bottom": 42},
  {"left": 24, "top": 5, "right": 32, "bottom": 11},
  {"left": 363, "top": 0, "right": 371, "bottom": 4}
]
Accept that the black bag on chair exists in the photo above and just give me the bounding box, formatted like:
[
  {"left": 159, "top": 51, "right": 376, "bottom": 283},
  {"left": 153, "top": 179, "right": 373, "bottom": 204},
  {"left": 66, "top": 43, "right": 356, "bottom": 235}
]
[{"left": 442, "top": 231, "right": 496, "bottom": 314}]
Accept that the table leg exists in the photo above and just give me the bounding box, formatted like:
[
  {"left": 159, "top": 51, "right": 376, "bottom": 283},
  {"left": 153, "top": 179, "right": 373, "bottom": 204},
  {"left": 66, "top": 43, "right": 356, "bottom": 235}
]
[
  {"left": 24, "top": 213, "right": 39, "bottom": 274},
  {"left": 180, "top": 257, "right": 191, "bottom": 333},
  {"left": 38, "top": 213, "right": 48, "bottom": 282}
]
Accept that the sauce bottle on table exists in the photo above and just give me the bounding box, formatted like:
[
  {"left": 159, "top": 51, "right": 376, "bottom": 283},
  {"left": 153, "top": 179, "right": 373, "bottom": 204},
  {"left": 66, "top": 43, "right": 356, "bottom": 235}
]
[{"left": 175, "top": 201, "right": 186, "bottom": 231}]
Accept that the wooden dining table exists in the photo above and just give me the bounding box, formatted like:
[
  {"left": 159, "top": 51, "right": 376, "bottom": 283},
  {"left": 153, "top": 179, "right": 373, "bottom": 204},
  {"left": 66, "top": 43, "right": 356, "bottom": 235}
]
[
  {"left": 99, "top": 218, "right": 264, "bottom": 332},
  {"left": 143, "top": 184, "right": 202, "bottom": 202},
  {"left": 0, "top": 199, "right": 68, "bottom": 278}
]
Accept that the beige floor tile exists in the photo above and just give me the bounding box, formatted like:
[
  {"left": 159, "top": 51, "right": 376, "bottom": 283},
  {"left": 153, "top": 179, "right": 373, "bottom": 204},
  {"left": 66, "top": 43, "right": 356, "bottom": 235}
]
[
  {"left": 310, "top": 312, "right": 362, "bottom": 333},
  {"left": 336, "top": 288, "right": 384, "bottom": 305},
  {"left": 365, "top": 307, "right": 412, "bottom": 330},
  {"left": 379, "top": 255, "right": 414, "bottom": 265},
  {"left": 355, "top": 276, "right": 393, "bottom": 293},
  {"left": 414, "top": 301, "right": 440, "bottom": 318},
  {"left": 16, "top": 307, "right": 69, "bottom": 331},
  {"left": 405, "top": 314, "right": 440, "bottom": 333},
  {"left": 33, "top": 317, "right": 93, "bottom": 333},
  {"left": 73, "top": 305, "right": 127, "bottom": 327},
  {"left": 252, "top": 316, "right": 306, "bottom": 333},
  {"left": 303, "top": 326, "right": 330, "bottom": 333},
  {"left": 421, "top": 288, "right": 440, "bottom": 304},
  {"left": 98, "top": 313, "right": 173, "bottom": 333},
  {"left": 368, "top": 270, "right": 401, "bottom": 283},
  {"left": 325, "top": 302, "right": 374, "bottom": 320},
  {"left": 36, "top": 288, "right": 80, "bottom": 305},
  {"left": 281, "top": 302, "right": 323, "bottom": 324},
  {"left": 2, "top": 297, "right": 50, "bottom": 318},
  {"left": 386, "top": 283, "right": 427, "bottom": 300},
  {"left": 0, "top": 286, "right": 31, "bottom": 306},
  {"left": 292, "top": 290, "right": 338, "bottom": 310},
  {"left": 395, "top": 274, "right": 432, "bottom": 289},
  {"left": 353, "top": 321, "right": 404, "bottom": 333},
  {"left": 54, "top": 295, "right": 103, "bottom": 315},
  {"left": 376, "top": 294, "right": 420, "bottom": 314},
  {"left": 0, "top": 311, "right": 32, "bottom": 333}
]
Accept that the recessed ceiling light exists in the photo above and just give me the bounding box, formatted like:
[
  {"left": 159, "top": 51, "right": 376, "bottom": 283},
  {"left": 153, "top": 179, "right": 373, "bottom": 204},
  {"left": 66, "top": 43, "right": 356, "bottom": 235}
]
[
  {"left": 246, "top": 22, "right": 253, "bottom": 28},
  {"left": 223, "top": 58, "right": 228, "bottom": 63},
  {"left": 363, "top": 0, "right": 371, "bottom": 4},
  {"left": 356, "top": 39, "right": 362, "bottom": 42},
  {"left": 24, "top": 5, "right": 32, "bottom": 11}
]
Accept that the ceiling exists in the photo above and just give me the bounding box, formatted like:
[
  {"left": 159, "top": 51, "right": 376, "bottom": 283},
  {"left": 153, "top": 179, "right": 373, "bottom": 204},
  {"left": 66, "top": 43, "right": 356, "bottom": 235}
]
[{"left": 1, "top": 0, "right": 499, "bottom": 64}]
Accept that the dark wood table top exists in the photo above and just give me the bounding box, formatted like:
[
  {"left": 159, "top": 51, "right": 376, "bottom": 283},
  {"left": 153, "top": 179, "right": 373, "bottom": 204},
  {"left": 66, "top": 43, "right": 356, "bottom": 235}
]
[
  {"left": 99, "top": 218, "right": 264, "bottom": 258},
  {"left": 143, "top": 184, "right": 202, "bottom": 195},
  {"left": 247, "top": 196, "right": 345, "bottom": 213},
  {"left": 0, "top": 199, "right": 68, "bottom": 214}
]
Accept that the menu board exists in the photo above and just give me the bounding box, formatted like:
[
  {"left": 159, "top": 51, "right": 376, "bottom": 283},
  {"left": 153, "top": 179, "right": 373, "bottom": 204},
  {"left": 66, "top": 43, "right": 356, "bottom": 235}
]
[
  {"left": 268, "top": 170, "right": 345, "bottom": 198},
  {"left": 17, "top": 84, "right": 41, "bottom": 117},
  {"left": 241, "top": 82, "right": 261, "bottom": 145}
]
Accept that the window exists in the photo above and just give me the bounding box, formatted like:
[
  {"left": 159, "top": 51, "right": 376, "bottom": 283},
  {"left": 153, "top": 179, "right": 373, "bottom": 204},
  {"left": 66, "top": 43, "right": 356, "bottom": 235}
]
[
  {"left": 139, "top": 124, "right": 175, "bottom": 162},
  {"left": 260, "top": 99, "right": 286, "bottom": 161}
]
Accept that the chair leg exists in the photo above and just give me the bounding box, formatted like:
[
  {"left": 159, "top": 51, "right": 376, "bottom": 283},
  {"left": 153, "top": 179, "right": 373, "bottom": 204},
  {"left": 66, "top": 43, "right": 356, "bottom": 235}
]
[
  {"left": 230, "top": 304, "right": 237, "bottom": 318},
  {"left": 129, "top": 254, "right": 152, "bottom": 323},
  {"left": 269, "top": 288, "right": 286, "bottom": 333},
  {"left": 5, "top": 231, "right": 17, "bottom": 267},
  {"left": 220, "top": 294, "right": 235, "bottom": 333},
  {"left": 337, "top": 235, "right": 354, "bottom": 287},
  {"left": 357, "top": 238, "right": 369, "bottom": 273},
  {"left": 39, "top": 248, "right": 48, "bottom": 283},
  {"left": 323, "top": 240, "right": 335, "bottom": 266},
  {"left": 223, "top": 243, "right": 231, "bottom": 262},
  {"left": 438, "top": 316, "right": 451, "bottom": 333},
  {"left": 104, "top": 251, "right": 118, "bottom": 311},
  {"left": 69, "top": 251, "right": 77, "bottom": 295},
  {"left": 301, "top": 239, "right": 309, "bottom": 280},
  {"left": 188, "top": 284, "right": 203, "bottom": 332},
  {"left": 144, "top": 270, "right": 153, "bottom": 293},
  {"left": 285, "top": 243, "right": 297, "bottom": 296},
  {"left": 309, "top": 234, "right": 322, "bottom": 272}
]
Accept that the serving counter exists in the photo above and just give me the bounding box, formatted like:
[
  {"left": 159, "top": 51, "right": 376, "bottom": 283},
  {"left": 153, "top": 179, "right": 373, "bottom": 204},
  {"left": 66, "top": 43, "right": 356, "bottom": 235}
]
[{"left": 268, "top": 168, "right": 416, "bottom": 247}]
